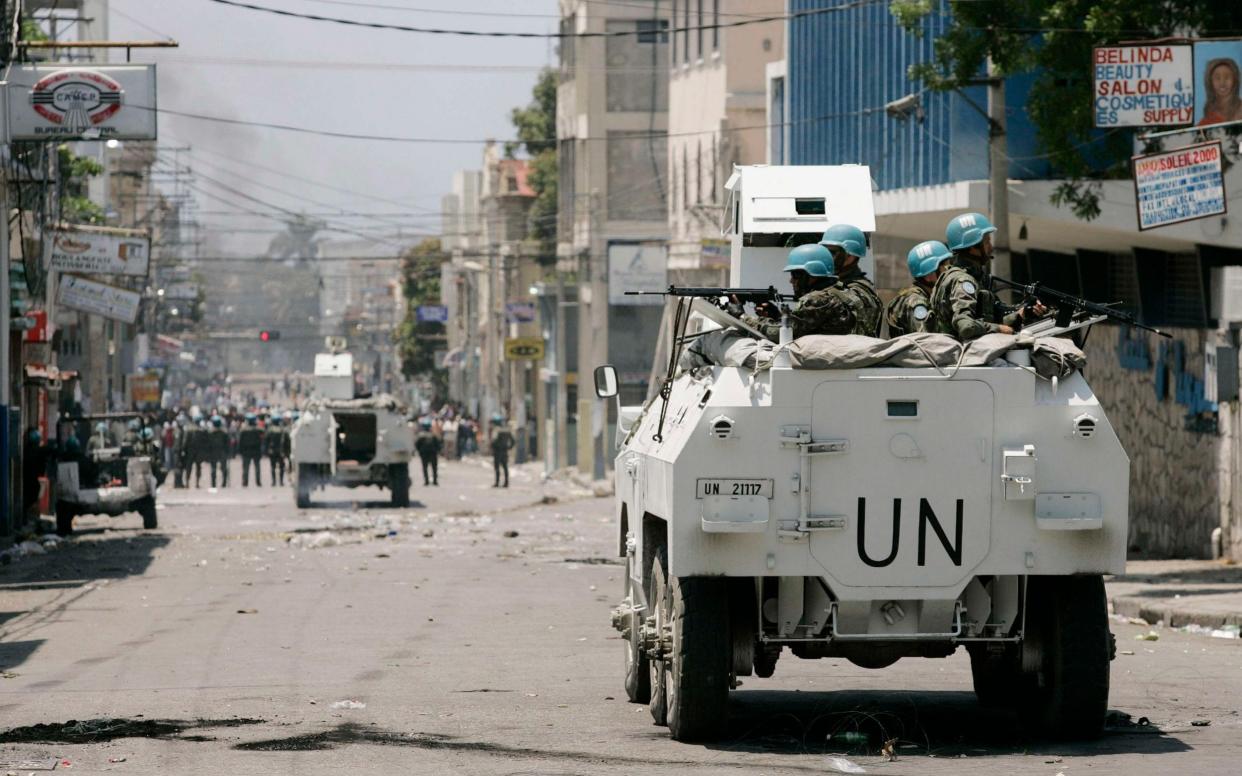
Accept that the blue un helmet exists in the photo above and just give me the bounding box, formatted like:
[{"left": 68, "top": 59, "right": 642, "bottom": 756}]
[
  {"left": 211, "top": 415, "right": 224, "bottom": 428},
  {"left": 782, "top": 243, "right": 835, "bottom": 277},
  {"left": 907, "top": 240, "right": 953, "bottom": 279},
  {"left": 945, "top": 212, "right": 997, "bottom": 252},
  {"left": 818, "top": 224, "right": 868, "bottom": 258}
]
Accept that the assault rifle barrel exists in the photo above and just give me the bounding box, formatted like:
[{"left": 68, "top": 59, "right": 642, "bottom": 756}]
[
  {"left": 992, "top": 277, "right": 1171, "bottom": 339},
  {"left": 624, "top": 285, "right": 794, "bottom": 301}
]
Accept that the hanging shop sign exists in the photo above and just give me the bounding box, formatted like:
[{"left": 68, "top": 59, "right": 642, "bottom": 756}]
[
  {"left": 608, "top": 242, "right": 667, "bottom": 306},
  {"left": 416, "top": 305, "right": 448, "bottom": 323},
  {"left": 1132, "top": 141, "right": 1227, "bottom": 230},
  {"left": 505, "top": 301, "right": 536, "bottom": 323},
  {"left": 57, "top": 275, "right": 141, "bottom": 324},
  {"left": 6, "top": 64, "right": 157, "bottom": 140},
  {"left": 1093, "top": 45, "right": 1194, "bottom": 127},
  {"left": 46, "top": 226, "right": 150, "bottom": 276},
  {"left": 504, "top": 337, "right": 545, "bottom": 361}
]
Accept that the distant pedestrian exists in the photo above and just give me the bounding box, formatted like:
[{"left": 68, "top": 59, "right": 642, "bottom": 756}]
[
  {"left": 415, "top": 419, "right": 441, "bottom": 486},
  {"left": 265, "top": 416, "right": 290, "bottom": 486},
  {"left": 238, "top": 414, "right": 264, "bottom": 487},
  {"left": 490, "top": 414, "right": 514, "bottom": 488}
]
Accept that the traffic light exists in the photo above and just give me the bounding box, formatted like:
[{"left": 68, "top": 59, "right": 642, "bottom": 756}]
[{"left": 259, "top": 330, "right": 281, "bottom": 342}]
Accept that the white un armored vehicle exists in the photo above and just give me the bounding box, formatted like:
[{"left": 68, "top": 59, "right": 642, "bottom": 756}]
[
  {"left": 601, "top": 165, "right": 1133, "bottom": 743},
  {"left": 290, "top": 340, "right": 413, "bottom": 508}
]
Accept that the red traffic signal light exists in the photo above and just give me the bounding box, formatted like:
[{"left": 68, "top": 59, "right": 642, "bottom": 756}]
[{"left": 259, "top": 330, "right": 280, "bottom": 342}]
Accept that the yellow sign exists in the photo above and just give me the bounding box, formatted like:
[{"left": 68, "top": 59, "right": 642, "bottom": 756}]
[{"left": 504, "top": 337, "right": 546, "bottom": 361}]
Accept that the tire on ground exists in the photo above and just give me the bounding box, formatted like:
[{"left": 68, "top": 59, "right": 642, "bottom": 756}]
[
  {"left": 139, "top": 497, "right": 158, "bottom": 530},
  {"left": 623, "top": 548, "right": 651, "bottom": 704},
  {"left": 55, "top": 502, "right": 75, "bottom": 536},
  {"left": 1022, "top": 575, "right": 1111, "bottom": 739},
  {"left": 389, "top": 463, "right": 410, "bottom": 508},
  {"left": 967, "top": 643, "right": 1024, "bottom": 707},
  {"left": 296, "top": 464, "right": 314, "bottom": 508},
  {"left": 664, "top": 565, "right": 730, "bottom": 741},
  {"left": 647, "top": 548, "right": 669, "bottom": 726}
]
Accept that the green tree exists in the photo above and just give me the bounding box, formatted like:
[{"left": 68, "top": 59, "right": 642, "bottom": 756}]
[
  {"left": 891, "top": 0, "right": 1240, "bottom": 219},
  {"left": 507, "top": 67, "right": 557, "bottom": 261},
  {"left": 56, "top": 144, "right": 105, "bottom": 224},
  {"left": 394, "top": 238, "right": 449, "bottom": 399}
]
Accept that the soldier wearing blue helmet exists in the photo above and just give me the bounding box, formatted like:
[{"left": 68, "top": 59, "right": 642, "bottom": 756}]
[
  {"left": 819, "top": 223, "right": 882, "bottom": 336},
  {"left": 885, "top": 240, "right": 952, "bottom": 337},
  {"left": 739, "top": 243, "right": 855, "bottom": 341},
  {"left": 929, "top": 212, "right": 1046, "bottom": 340}
]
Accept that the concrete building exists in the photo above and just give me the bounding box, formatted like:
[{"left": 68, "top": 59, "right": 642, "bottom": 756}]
[
  {"left": 667, "top": 0, "right": 784, "bottom": 280},
  {"left": 784, "top": 1, "right": 1242, "bottom": 558},
  {"left": 557, "top": 0, "right": 670, "bottom": 479}
]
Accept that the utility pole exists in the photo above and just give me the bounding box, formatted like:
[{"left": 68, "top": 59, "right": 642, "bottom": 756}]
[
  {"left": 0, "top": 162, "right": 10, "bottom": 536},
  {"left": 987, "top": 57, "right": 1011, "bottom": 281},
  {"left": 554, "top": 274, "right": 568, "bottom": 471}
]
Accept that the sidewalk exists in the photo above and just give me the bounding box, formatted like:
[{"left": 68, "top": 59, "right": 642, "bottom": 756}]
[{"left": 1108, "top": 559, "right": 1242, "bottom": 630}]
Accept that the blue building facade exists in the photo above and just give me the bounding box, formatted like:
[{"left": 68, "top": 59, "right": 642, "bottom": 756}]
[{"left": 787, "top": 0, "right": 1051, "bottom": 189}]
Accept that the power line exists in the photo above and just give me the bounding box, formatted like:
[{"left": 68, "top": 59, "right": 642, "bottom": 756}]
[
  {"left": 204, "top": 0, "right": 881, "bottom": 38},
  {"left": 292, "top": 0, "right": 559, "bottom": 18}
]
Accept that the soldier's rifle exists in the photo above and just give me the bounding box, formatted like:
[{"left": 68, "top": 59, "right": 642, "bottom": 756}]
[
  {"left": 628, "top": 287, "right": 796, "bottom": 442},
  {"left": 991, "top": 276, "right": 1171, "bottom": 339}
]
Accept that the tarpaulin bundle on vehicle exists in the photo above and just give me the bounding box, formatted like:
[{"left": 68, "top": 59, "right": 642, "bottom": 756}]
[{"left": 680, "top": 330, "right": 1086, "bottom": 381}]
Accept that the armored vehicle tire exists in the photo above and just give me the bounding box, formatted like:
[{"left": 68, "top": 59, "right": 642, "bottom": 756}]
[
  {"left": 649, "top": 551, "right": 731, "bottom": 742},
  {"left": 296, "top": 464, "right": 314, "bottom": 508},
  {"left": 1022, "top": 575, "right": 1111, "bottom": 739},
  {"left": 390, "top": 464, "right": 410, "bottom": 507},
  {"left": 647, "top": 550, "right": 669, "bottom": 726},
  {"left": 55, "top": 503, "right": 75, "bottom": 536},
  {"left": 139, "top": 498, "right": 158, "bottom": 530},
  {"left": 967, "top": 644, "right": 1024, "bottom": 707},
  {"left": 623, "top": 549, "right": 651, "bottom": 704}
]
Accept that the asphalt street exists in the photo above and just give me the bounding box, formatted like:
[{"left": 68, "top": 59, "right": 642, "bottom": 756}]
[{"left": 1, "top": 457, "right": 1240, "bottom": 775}]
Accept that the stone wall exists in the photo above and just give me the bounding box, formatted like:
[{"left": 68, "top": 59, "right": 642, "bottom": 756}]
[{"left": 1083, "top": 325, "right": 1218, "bottom": 558}]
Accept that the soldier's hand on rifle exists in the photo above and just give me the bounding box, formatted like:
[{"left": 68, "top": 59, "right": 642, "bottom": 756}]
[
  {"left": 722, "top": 295, "right": 745, "bottom": 318},
  {"left": 1020, "top": 300, "right": 1049, "bottom": 321},
  {"left": 753, "top": 301, "right": 780, "bottom": 320}
]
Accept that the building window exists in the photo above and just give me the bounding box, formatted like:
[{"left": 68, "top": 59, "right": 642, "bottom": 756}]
[
  {"left": 769, "top": 75, "right": 785, "bottom": 164},
  {"left": 696, "top": 0, "right": 703, "bottom": 61},
  {"left": 671, "top": 0, "right": 678, "bottom": 63},
  {"left": 636, "top": 18, "right": 668, "bottom": 44},
  {"left": 606, "top": 20, "right": 669, "bottom": 112},
  {"left": 711, "top": 134, "right": 718, "bottom": 202},
  {"left": 712, "top": 0, "right": 719, "bottom": 50},
  {"left": 559, "top": 14, "right": 576, "bottom": 82},
  {"left": 606, "top": 131, "right": 668, "bottom": 222},
  {"left": 681, "top": 0, "right": 689, "bottom": 63}
]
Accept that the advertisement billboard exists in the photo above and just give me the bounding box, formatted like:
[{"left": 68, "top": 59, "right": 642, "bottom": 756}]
[
  {"left": 1093, "top": 45, "right": 1194, "bottom": 126},
  {"left": 1193, "top": 40, "right": 1242, "bottom": 127},
  {"left": 57, "top": 275, "right": 142, "bottom": 323},
  {"left": 7, "top": 64, "right": 157, "bottom": 140},
  {"left": 608, "top": 242, "right": 667, "bottom": 306},
  {"left": 1132, "top": 141, "right": 1227, "bottom": 230},
  {"left": 46, "top": 227, "right": 150, "bottom": 276}
]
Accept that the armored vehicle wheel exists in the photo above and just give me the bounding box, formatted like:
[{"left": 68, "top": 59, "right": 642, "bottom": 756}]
[
  {"left": 649, "top": 550, "right": 731, "bottom": 741},
  {"left": 623, "top": 550, "right": 651, "bottom": 704},
  {"left": 647, "top": 550, "right": 669, "bottom": 726},
  {"left": 967, "top": 644, "right": 1023, "bottom": 707},
  {"left": 296, "top": 464, "right": 314, "bottom": 508},
  {"left": 139, "top": 498, "right": 158, "bottom": 530},
  {"left": 389, "top": 464, "right": 410, "bottom": 507},
  {"left": 1022, "top": 575, "right": 1111, "bottom": 739},
  {"left": 55, "top": 503, "right": 75, "bottom": 536}
]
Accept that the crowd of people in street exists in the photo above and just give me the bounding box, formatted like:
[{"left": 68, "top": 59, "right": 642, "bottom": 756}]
[{"left": 412, "top": 404, "right": 517, "bottom": 488}]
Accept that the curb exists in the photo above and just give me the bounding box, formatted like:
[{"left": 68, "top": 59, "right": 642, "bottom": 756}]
[{"left": 1109, "top": 594, "right": 1242, "bottom": 629}]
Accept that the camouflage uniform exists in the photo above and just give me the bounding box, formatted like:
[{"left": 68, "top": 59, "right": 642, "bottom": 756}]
[
  {"left": 928, "top": 260, "right": 1021, "bottom": 341},
  {"left": 883, "top": 284, "right": 932, "bottom": 337},
  {"left": 838, "top": 267, "right": 883, "bottom": 337},
  {"left": 742, "top": 283, "right": 855, "bottom": 342}
]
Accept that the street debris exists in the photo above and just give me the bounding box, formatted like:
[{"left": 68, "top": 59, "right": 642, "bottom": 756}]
[
  {"left": 236, "top": 608, "right": 258, "bottom": 614},
  {"left": 0, "top": 718, "right": 264, "bottom": 744},
  {"left": 108, "top": 757, "right": 128, "bottom": 763},
  {"left": 1191, "top": 719, "right": 1211, "bottom": 726},
  {"left": 1135, "top": 630, "right": 1160, "bottom": 641},
  {"left": 503, "top": 530, "right": 520, "bottom": 538},
  {"left": 330, "top": 700, "right": 366, "bottom": 710},
  {"left": 1179, "top": 623, "right": 1240, "bottom": 639},
  {"left": 881, "top": 738, "right": 897, "bottom": 761},
  {"left": 826, "top": 756, "right": 866, "bottom": 774}
]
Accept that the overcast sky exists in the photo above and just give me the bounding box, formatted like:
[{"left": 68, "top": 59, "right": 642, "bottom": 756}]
[{"left": 108, "top": 0, "right": 559, "bottom": 255}]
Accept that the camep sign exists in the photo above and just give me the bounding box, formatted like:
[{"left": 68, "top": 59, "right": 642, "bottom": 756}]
[{"left": 7, "top": 64, "right": 157, "bottom": 140}]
